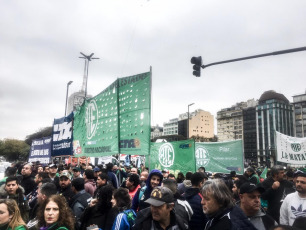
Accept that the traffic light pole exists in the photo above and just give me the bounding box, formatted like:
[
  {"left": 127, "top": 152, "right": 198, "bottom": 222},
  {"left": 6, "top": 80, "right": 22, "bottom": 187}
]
[{"left": 200, "top": 46, "right": 306, "bottom": 69}]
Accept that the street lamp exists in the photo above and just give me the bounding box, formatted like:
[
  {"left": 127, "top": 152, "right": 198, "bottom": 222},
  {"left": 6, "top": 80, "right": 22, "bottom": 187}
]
[
  {"left": 79, "top": 52, "right": 99, "bottom": 98},
  {"left": 65, "top": 81, "right": 73, "bottom": 116},
  {"left": 187, "top": 103, "right": 194, "bottom": 139}
]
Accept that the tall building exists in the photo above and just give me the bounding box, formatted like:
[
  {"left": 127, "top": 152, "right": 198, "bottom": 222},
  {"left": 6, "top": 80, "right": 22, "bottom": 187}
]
[
  {"left": 292, "top": 92, "right": 306, "bottom": 138},
  {"left": 256, "top": 90, "right": 294, "bottom": 167},
  {"left": 163, "top": 118, "right": 179, "bottom": 136},
  {"left": 217, "top": 99, "right": 257, "bottom": 142}
]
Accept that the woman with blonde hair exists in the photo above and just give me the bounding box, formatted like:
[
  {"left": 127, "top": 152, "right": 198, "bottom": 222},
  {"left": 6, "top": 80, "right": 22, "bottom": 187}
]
[
  {"left": 0, "top": 199, "right": 27, "bottom": 230},
  {"left": 37, "top": 195, "right": 75, "bottom": 230}
]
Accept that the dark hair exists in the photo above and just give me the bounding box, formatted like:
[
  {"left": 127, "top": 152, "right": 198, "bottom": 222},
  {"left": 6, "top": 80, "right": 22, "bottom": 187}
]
[
  {"left": 191, "top": 172, "right": 205, "bottom": 186},
  {"left": 113, "top": 188, "right": 131, "bottom": 211},
  {"left": 128, "top": 174, "right": 140, "bottom": 187},
  {"left": 246, "top": 167, "right": 255, "bottom": 173},
  {"left": 84, "top": 169, "right": 94, "bottom": 179},
  {"left": 185, "top": 172, "right": 193, "bottom": 180},
  {"left": 6, "top": 176, "right": 18, "bottom": 185},
  {"left": 233, "top": 175, "right": 249, "bottom": 189},
  {"left": 106, "top": 163, "right": 113, "bottom": 171},
  {"left": 96, "top": 185, "right": 114, "bottom": 212},
  {"left": 162, "top": 179, "right": 177, "bottom": 194},
  {"left": 168, "top": 173, "right": 175, "bottom": 179},
  {"left": 37, "top": 195, "right": 75, "bottom": 230},
  {"left": 40, "top": 182, "right": 58, "bottom": 197},
  {"left": 38, "top": 172, "right": 50, "bottom": 179},
  {"left": 293, "top": 216, "right": 306, "bottom": 229},
  {"left": 270, "top": 165, "right": 284, "bottom": 177},
  {"left": 198, "top": 166, "right": 205, "bottom": 172},
  {"left": 71, "top": 178, "right": 85, "bottom": 191},
  {"left": 98, "top": 173, "right": 109, "bottom": 181},
  {"left": 41, "top": 178, "right": 52, "bottom": 184},
  {"left": 5, "top": 167, "right": 17, "bottom": 177}
]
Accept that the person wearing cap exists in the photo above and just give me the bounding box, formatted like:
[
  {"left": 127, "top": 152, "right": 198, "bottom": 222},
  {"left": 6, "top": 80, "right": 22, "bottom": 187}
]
[
  {"left": 72, "top": 167, "right": 82, "bottom": 180},
  {"left": 201, "top": 179, "right": 257, "bottom": 230},
  {"left": 261, "top": 165, "right": 294, "bottom": 223},
  {"left": 48, "top": 164, "right": 60, "bottom": 190},
  {"left": 93, "top": 166, "right": 101, "bottom": 182},
  {"left": 238, "top": 182, "right": 276, "bottom": 230},
  {"left": 280, "top": 171, "right": 306, "bottom": 226},
  {"left": 133, "top": 186, "right": 190, "bottom": 230},
  {"left": 59, "top": 171, "right": 74, "bottom": 203},
  {"left": 132, "top": 169, "right": 163, "bottom": 212}
]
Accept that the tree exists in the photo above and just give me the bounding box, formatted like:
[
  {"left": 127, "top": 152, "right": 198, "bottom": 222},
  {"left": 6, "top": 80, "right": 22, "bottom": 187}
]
[
  {"left": 0, "top": 139, "right": 30, "bottom": 162},
  {"left": 25, "top": 126, "right": 53, "bottom": 145}
]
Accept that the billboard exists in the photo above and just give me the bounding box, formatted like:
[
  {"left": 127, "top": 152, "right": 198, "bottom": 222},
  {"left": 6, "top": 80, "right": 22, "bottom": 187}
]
[
  {"left": 73, "top": 71, "right": 151, "bottom": 157},
  {"left": 29, "top": 137, "right": 52, "bottom": 164}
]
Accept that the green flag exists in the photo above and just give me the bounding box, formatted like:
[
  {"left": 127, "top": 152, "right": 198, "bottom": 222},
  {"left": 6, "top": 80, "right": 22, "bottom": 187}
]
[{"left": 260, "top": 167, "right": 268, "bottom": 179}]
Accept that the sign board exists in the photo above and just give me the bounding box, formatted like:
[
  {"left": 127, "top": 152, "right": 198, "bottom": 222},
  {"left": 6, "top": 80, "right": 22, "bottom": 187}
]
[{"left": 29, "top": 137, "right": 52, "bottom": 164}]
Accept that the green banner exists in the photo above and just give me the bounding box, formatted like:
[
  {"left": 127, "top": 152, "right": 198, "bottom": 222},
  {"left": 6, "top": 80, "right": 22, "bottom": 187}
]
[
  {"left": 149, "top": 140, "right": 196, "bottom": 176},
  {"left": 73, "top": 71, "right": 151, "bottom": 157},
  {"left": 195, "top": 140, "right": 243, "bottom": 174}
]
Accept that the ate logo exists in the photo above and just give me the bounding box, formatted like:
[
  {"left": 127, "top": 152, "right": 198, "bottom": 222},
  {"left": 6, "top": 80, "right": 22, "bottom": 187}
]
[
  {"left": 195, "top": 146, "right": 210, "bottom": 167},
  {"left": 159, "top": 143, "right": 175, "bottom": 167},
  {"left": 291, "top": 143, "right": 301, "bottom": 152},
  {"left": 53, "top": 122, "right": 72, "bottom": 141},
  {"left": 85, "top": 100, "right": 98, "bottom": 140}
]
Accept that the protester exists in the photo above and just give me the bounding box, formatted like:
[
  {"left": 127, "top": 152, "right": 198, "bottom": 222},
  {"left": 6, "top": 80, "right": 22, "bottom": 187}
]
[
  {"left": 238, "top": 182, "right": 276, "bottom": 230},
  {"left": 185, "top": 172, "right": 208, "bottom": 230},
  {"left": 106, "top": 163, "right": 119, "bottom": 189},
  {"left": 133, "top": 186, "right": 190, "bottom": 230},
  {"left": 94, "top": 173, "right": 108, "bottom": 198},
  {"left": 48, "top": 164, "right": 60, "bottom": 190},
  {"left": 162, "top": 169, "right": 169, "bottom": 180},
  {"left": 0, "top": 199, "right": 27, "bottom": 230},
  {"left": 111, "top": 188, "right": 136, "bottom": 230},
  {"left": 139, "top": 171, "right": 148, "bottom": 187},
  {"left": 261, "top": 165, "right": 294, "bottom": 223},
  {"left": 201, "top": 179, "right": 256, "bottom": 230},
  {"left": 80, "top": 185, "right": 118, "bottom": 230},
  {"left": 132, "top": 169, "right": 163, "bottom": 211},
  {"left": 280, "top": 171, "right": 306, "bottom": 226},
  {"left": 246, "top": 167, "right": 260, "bottom": 185},
  {"left": 20, "top": 163, "right": 36, "bottom": 196},
  {"left": 70, "top": 178, "right": 92, "bottom": 228},
  {"left": 125, "top": 174, "right": 141, "bottom": 200},
  {"left": 178, "top": 172, "right": 193, "bottom": 195},
  {"left": 37, "top": 194, "right": 75, "bottom": 230},
  {"left": 176, "top": 172, "right": 185, "bottom": 184},
  {"left": 58, "top": 171, "right": 74, "bottom": 203},
  {"left": 83, "top": 169, "right": 96, "bottom": 197},
  {"left": 72, "top": 167, "right": 82, "bottom": 180},
  {"left": 0, "top": 176, "right": 30, "bottom": 223}
]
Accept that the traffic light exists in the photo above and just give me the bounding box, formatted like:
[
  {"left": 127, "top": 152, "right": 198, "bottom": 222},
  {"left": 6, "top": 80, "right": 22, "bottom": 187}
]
[{"left": 190, "top": 56, "right": 202, "bottom": 77}]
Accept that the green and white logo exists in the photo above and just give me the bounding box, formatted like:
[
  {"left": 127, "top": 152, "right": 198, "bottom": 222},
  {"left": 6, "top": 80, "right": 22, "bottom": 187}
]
[
  {"left": 195, "top": 146, "right": 210, "bottom": 167},
  {"left": 291, "top": 143, "right": 301, "bottom": 152},
  {"left": 159, "top": 143, "right": 175, "bottom": 167},
  {"left": 85, "top": 100, "right": 98, "bottom": 140}
]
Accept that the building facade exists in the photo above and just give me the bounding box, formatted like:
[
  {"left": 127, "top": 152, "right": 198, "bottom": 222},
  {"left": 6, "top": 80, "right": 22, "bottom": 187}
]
[
  {"left": 292, "top": 92, "right": 306, "bottom": 138},
  {"left": 151, "top": 125, "right": 163, "bottom": 140},
  {"left": 217, "top": 99, "right": 257, "bottom": 142},
  {"left": 188, "top": 109, "right": 214, "bottom": 138},
  {"left": 163, "top": 118, "right": 179, "bottom": 136},
  {"left": 256, "top": 90, "right": 294, "bottom": 167}
]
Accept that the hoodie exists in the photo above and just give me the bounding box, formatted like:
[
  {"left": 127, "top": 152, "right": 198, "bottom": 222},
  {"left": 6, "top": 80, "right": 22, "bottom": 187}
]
[{"left": 131, "top": 169, "right": 163, "bottom": 212}]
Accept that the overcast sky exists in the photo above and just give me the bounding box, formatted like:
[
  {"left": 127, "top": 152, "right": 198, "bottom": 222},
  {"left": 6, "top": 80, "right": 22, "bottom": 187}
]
[{"left": 1, "top": 0, "right": 305, "bottom": 140}]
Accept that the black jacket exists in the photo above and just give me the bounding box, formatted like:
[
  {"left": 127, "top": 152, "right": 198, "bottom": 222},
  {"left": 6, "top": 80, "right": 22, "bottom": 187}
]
[
  {"left": 133, "top": 205, "right": 190, "bottom": 230},
  {"left": 20, "top": 175, "right": 36, "bottom": 196},
  {"left": 204, "top": 206, "right": 257, "bottom": 230},
  {"left": 185, "top": 187, "right": 207, "bottom": 230},
  {"left": 260, "top": 177, "right": 294, "bottom": 223}
]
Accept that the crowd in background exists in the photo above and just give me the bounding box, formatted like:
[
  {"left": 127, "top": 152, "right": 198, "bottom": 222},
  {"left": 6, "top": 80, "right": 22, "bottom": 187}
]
[{"left": 0, "top": 160, "right": 306, "bottom": 230}]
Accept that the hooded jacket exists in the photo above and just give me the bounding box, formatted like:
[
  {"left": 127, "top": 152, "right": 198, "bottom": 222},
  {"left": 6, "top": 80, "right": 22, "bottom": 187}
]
[
  {"left": 0, "top": 183, "right": 30, "bottom": 222},
  {"left": 131, "top": 169, "right": 163, "bottom": 212},
  {"left": 185, "top": 187, "right": 208, "bottom": 230}
]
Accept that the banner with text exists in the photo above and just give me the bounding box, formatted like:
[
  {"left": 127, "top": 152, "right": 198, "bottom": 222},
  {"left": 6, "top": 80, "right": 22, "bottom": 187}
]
[
  {"left": 73, "top": 71, "right": 151, "bottom": 157},
  {"left": 195, "top": 140, "right": 244, "bottom": 174},
  {"left": 276, "top": 131, "right": 306, "bottom": 165},
  {"left": 29, "top": 137, "right": 52, "bottom": 164},
  {"left": 149, "top": 140, "right": 196, "bottom": 176},
  {"left": 52, "top": 112, "right": 74, "bottom": 156}
]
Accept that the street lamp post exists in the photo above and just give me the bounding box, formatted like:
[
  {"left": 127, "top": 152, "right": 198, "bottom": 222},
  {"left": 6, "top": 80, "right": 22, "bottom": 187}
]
[
  {"left": 65, "top": 81, "right": 73, "bottom": 116},
  {"left": 187, "top": 103, "right": 194, "bottom": 139}
]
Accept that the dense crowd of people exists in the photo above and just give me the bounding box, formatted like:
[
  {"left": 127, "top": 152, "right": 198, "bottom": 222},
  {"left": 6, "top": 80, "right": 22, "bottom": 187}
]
[{"left": 0, "top": 161, "right": 306, "bottom": 230}]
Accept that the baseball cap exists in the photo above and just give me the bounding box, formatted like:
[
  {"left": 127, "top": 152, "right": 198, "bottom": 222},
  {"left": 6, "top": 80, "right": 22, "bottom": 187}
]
[
  {"left": 294, "top": 170, "right": 306, "bottom": 178},
  {"left": 59, "top": 171, "right": 71, "bottom": 180},
  {"left": 162, "top": 169, "right": 169, "bottom": 173},
  {"left": 93, "top": 167, "right": 101, "bottom": 172},
  {"left": 73, "top": 167, "right": 81, "bottom": 172},
  {"left": 145, "top": 186, "right": 174, "bottom": 206},
  {"left": 240, "top": 182, "right": 265, "bottom": 194},
  {"left": 49, "top": 164, "right": 57, "bottom": 169}
]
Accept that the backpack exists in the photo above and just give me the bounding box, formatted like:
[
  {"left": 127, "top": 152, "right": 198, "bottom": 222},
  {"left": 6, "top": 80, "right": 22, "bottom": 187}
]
[
  {"left": 123, "top": 209, "right": 136, "bottom": 228},
  {"left": 138, "top": 185, "right": 147, "bottom": 200}
]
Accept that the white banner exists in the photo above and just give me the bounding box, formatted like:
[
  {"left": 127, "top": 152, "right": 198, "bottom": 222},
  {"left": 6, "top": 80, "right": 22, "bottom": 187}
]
[{"left": 276, "top": 131, "right": 306, "bottom": 165}]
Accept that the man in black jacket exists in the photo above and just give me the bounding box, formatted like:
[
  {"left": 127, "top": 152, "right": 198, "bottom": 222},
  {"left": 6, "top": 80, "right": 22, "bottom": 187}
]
[
  {"left": 260, "top": 165, "right": 294, "bottom": 223},
  {"left": 20, "top": 163, "right": 36, "bottom": 196},
  {"left": 185, "top": 172, "right": 208, "bottom": 230},
  {"left": 133, "top": 186, "right": 190, "bottom": 230}
]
